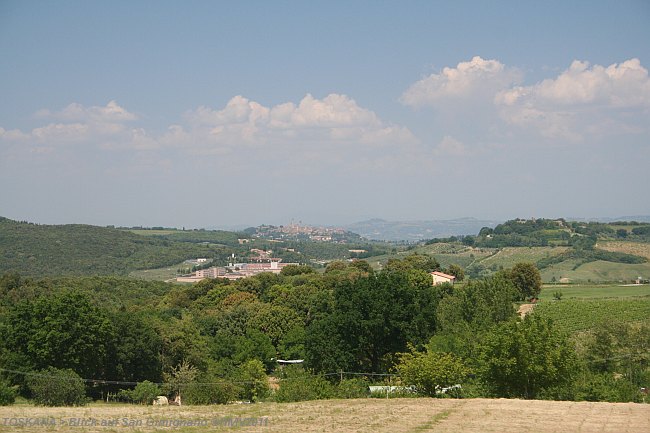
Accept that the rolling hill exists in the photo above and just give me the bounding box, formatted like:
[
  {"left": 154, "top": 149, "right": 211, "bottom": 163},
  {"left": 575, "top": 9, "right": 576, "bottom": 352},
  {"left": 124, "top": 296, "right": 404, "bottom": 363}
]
[{"left": 0, "top": 217, "right": 226, "bottom": 276}]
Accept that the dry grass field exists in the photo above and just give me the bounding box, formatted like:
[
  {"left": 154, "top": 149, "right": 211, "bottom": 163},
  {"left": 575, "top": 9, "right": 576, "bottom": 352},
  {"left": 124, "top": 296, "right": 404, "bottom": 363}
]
[{"left": 1, "top": 398, "right": 648, "bottom": 433}]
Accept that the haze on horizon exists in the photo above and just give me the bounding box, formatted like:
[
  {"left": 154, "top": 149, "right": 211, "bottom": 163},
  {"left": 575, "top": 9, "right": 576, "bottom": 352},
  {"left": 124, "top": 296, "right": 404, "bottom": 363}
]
[{"left": 1, "top": 1, "right": 649, "bottom": 229}]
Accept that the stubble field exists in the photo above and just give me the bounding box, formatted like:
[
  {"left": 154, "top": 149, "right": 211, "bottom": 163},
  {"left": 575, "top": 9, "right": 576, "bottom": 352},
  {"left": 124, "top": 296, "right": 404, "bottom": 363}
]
[{"left": 1, "top": 398, "right": 648, "bottom": 433}]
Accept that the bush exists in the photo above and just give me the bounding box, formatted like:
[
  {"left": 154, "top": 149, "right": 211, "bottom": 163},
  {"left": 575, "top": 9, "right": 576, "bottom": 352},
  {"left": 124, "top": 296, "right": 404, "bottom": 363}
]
[
  {"left": 334, "top": 378, "right": 369, "bottom": 399},
  {"left": 28, "top": 367, "right": 86, "bottom": 406},
  {"left": 238, "top": 359, "right": 269, "bottom": 402},
  {"left": 119, "top": 380, "right": 161, "bottom": 405},
  {"left": 274, "top": 367, "right": 334, "bottom": 402},
  {"left": 0, "top": 380, "right": 17, "bottom": 405},
  {"left": 183, "top": 380, "right": 240, "bottom": 405},
  {"left": 396, "top": 349, "right": 468, "bottom": 397},
  {"left": 575, "top": 372, "right": 643, "bottom": 403}
]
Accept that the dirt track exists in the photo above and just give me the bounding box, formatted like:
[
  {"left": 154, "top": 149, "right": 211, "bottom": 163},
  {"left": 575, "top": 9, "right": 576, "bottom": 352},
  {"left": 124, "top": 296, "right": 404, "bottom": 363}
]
[{"left": 1, "top": 398, "right": 648, "bottom": 433}]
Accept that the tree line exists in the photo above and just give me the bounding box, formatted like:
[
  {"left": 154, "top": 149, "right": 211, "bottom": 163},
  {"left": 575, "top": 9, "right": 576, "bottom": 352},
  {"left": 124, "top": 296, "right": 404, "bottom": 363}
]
[{"left": 0, "top": 256, "right": 647, "bottom": 406}]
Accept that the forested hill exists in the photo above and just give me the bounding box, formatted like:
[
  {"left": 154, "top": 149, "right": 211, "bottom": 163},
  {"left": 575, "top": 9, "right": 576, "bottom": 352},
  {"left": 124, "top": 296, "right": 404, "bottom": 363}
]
[{"left": 0, "top": 217, "right": 226, "bottom": 276}]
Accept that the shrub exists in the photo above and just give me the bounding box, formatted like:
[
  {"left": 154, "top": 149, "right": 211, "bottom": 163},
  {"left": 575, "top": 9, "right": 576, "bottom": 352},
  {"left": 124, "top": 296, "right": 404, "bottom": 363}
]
[
  {"left": 119, "top": 380, "right": 161, "bottom": 405},
  {"left": 334, "top": 378, "right": 369, "bottom": 399},
  {"left": 183, "top": 380, "right": 240, "bottom": 405},
  {"left": 397, "top": 349, "right": 468, "bottom": 397},
  {"left": 274, "top": 367, "right": 334, "bottom": 402},
  {"left": 28, "top": 367, "right": 86, "bottom": 406},
  {"left": 0, "top": 380, "right": 17, "bottom": 405},
  {"left": 238, "top": 359, "right": 269, "bottom": 402}
]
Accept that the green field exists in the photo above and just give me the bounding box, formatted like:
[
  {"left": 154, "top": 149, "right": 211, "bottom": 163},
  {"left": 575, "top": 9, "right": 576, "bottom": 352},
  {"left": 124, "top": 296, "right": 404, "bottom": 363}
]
[
  {"left": 480, "top": 246, "right": 568, "bottom": 269},
  {"left": 541, "top": 259, "right": 650, "bottom": 283},
  {"left": 533, "top": 297, "right": 650, "bottom": 334},
  {"left": 126, "top": 229, "right": 180, "bottom": 236},
  {"left": 129, "top": 261, "right": 190, "bottom": 281},
  {"left": 538, "top": 284, "right": 650, "bottom": 300},
  {"left": 366, "top": 243, "right": 494, "bottom": 270}
]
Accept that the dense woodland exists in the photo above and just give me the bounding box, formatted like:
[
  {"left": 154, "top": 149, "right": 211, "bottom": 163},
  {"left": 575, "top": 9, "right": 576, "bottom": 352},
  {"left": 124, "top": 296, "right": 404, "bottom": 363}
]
[{"left": 0, "top": 253, "right": 647, "bottom": 405}]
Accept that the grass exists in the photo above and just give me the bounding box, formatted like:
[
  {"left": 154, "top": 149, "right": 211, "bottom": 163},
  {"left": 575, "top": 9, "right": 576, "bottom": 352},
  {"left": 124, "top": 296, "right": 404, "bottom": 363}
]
[
  {"left": 410, "top": 408, "right": 455, "bottom": 433},
  {"left": 129, "top": 261, "right": 189, "bottom": 281},
  {"left": 538, "top": 283, "right": 650, "bottom": 300},
  {"left": 541, "top": 258, "right": 650, "bottom": 284},
  {"left": 366, "top": 244, "right": 494, "bottom": 270},
  {"left": 479, "top": 246, "right": 568, "bottom": 269},
  {"left": 598, "top": 240, "right": 650, "bottom": 260},
  {"left": 125, "top": 229, "right": 180, "bottom": 236},
  {"left": 0, "top": 399, "right": 647, "bottom": 433}
]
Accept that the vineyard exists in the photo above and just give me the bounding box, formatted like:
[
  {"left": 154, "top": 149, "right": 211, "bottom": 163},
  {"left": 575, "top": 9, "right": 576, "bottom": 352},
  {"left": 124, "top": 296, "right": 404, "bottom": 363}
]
[{"left": 533, "top": 297, "right": 650, "bottom": 334}]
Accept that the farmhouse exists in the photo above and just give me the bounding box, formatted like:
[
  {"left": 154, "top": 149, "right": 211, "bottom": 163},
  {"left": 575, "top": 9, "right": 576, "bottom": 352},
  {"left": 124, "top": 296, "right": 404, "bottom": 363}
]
[{"left": 430, "top": 271, "right": 456, "bottom": 285}]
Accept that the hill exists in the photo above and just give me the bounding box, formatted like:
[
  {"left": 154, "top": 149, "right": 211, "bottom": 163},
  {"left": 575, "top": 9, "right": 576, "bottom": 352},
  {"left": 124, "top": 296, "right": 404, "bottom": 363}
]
[
  {"left": 0, "top": 217, "right": 228, "bottom": 276},
  {"left": 344, "top": 217, "right": 501, "bottom": 241},
  {"left": 367, "top": 218, "right": 650, "bottom": 283}
]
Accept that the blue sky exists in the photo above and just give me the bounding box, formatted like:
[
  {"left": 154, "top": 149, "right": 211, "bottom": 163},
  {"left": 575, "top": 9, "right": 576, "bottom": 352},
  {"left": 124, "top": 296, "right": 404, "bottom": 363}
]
[{"left": 1, "top": 1, "right": 649, "bottom": 228}]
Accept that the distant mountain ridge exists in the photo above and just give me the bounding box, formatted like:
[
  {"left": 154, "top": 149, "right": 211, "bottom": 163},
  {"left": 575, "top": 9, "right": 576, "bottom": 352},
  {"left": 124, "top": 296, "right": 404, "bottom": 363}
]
[{"left": 344, "top": 218, "right": 503, "bottom": 241}]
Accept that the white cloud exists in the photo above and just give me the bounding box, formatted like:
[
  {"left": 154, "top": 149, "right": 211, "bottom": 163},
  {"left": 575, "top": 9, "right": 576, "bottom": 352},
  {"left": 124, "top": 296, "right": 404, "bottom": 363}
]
[
  {"left": 497, "top": 58, "right": 650, "bottom": 108},
  {"left": 435, "top": 135, "right": 469, "bottom": 156},
  {"left": 2, "top": 101, "right": 138, "bottom": 147},
  {"left": 0, "top": 127, "right": 29, "bottom": 141},
  {"left": 495, "top": 58, "right": 650, "bottom": 140},
  {"left": 37, "top": 100, "right": 137, "bottom": 124},
  {"left": 400, "top": 56, "right": 522, "bottom": 108},
  {"left": 182, "top": 93, "right": 416, "bottom": 152},
  {"left": 1, "top": 94, "right": 418, "bottom": 178}
]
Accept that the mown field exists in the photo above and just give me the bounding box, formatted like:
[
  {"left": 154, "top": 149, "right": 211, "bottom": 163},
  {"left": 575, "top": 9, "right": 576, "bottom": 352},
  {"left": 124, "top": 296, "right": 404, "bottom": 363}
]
[
  {"left": 129, "top": 262, "right": 189, "bottom": 281},
  {"left": 1, "top": 398, "right": 648, "bottom": 433}
]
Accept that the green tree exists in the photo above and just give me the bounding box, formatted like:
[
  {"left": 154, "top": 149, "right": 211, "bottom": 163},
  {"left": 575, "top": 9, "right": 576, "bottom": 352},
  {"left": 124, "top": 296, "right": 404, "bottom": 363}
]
[
  {"left": 280, "top": 265, "right": 315, "bottom": 276},
  {"left": 446, "top": 264, "right": 465, "bottom": 282},
  {"left": 120, "top": 380, "right": 161, "bottom": 405},
  {"left": 506, "top": 262, "right": 542, "bottom": 300},
  {"left": 436, "top": 274, "right": 517, "bottom": 335},
  {"left": 479, "top": 315, "right": 578, "bottom": 399},
  {"left": 274, "top": 366, "right": 333, "bottom": 402},
  {"left": 306, "top": 269, "right": 440, "bottom": 373},
  {"left": 1, "top": 290, "right": 115, "bottom": 379},
  {"left": 237, "top": 359, "right": 269, "bottom": 402},
  {"left": 109, "top": 311, "right": 162, "bottom": 383},
  {"left": 28, "top": 367, "right": 86, "bottom": 406},
  {"left": 183, "top": 379, "right": 239, "bottom": 405},
  {"left": 0, "top": 380, "right": 16, "bottom": 406},
  {"left": 164, "top": 360, "right": 198, "bottom": 404},
  {"left": 397, "top": 348, "right": 468, "bottom": 397},
  {"left": 616, "top": 229, "right": 628, "bottom": 238}
]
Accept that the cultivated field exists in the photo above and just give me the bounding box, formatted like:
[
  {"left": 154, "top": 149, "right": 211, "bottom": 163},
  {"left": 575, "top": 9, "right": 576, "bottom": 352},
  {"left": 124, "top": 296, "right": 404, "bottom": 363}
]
[
  {"left": 479, "top": 246, "right": 568, "bottom": 269},
  {"left": 540, "top": 259, "right": 650, "bottom": 284},
  {"left": 532, "top": 297, "right": 650, "bottom": 334},
  {"left": 1, "top": 398, "right": 648, "bottom": 433},
  {"left": 538, "top": 284, "right": 650, "bottom": 300},
  {"left": 598, "top": 241, "right": 650, "bottom": 260}
]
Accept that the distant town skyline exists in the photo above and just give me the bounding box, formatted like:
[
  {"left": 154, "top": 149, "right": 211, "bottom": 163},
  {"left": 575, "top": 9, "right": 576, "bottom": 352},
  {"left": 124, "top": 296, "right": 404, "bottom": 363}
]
[{"left": 1, "top": 1, "right": 649, "bottom": 228}]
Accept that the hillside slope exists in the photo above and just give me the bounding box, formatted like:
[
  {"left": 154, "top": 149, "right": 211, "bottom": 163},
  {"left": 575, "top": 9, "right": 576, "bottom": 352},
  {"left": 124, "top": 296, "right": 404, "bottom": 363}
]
[{"left": 0, "top": 217, "right": 223, "bottom": 276}]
